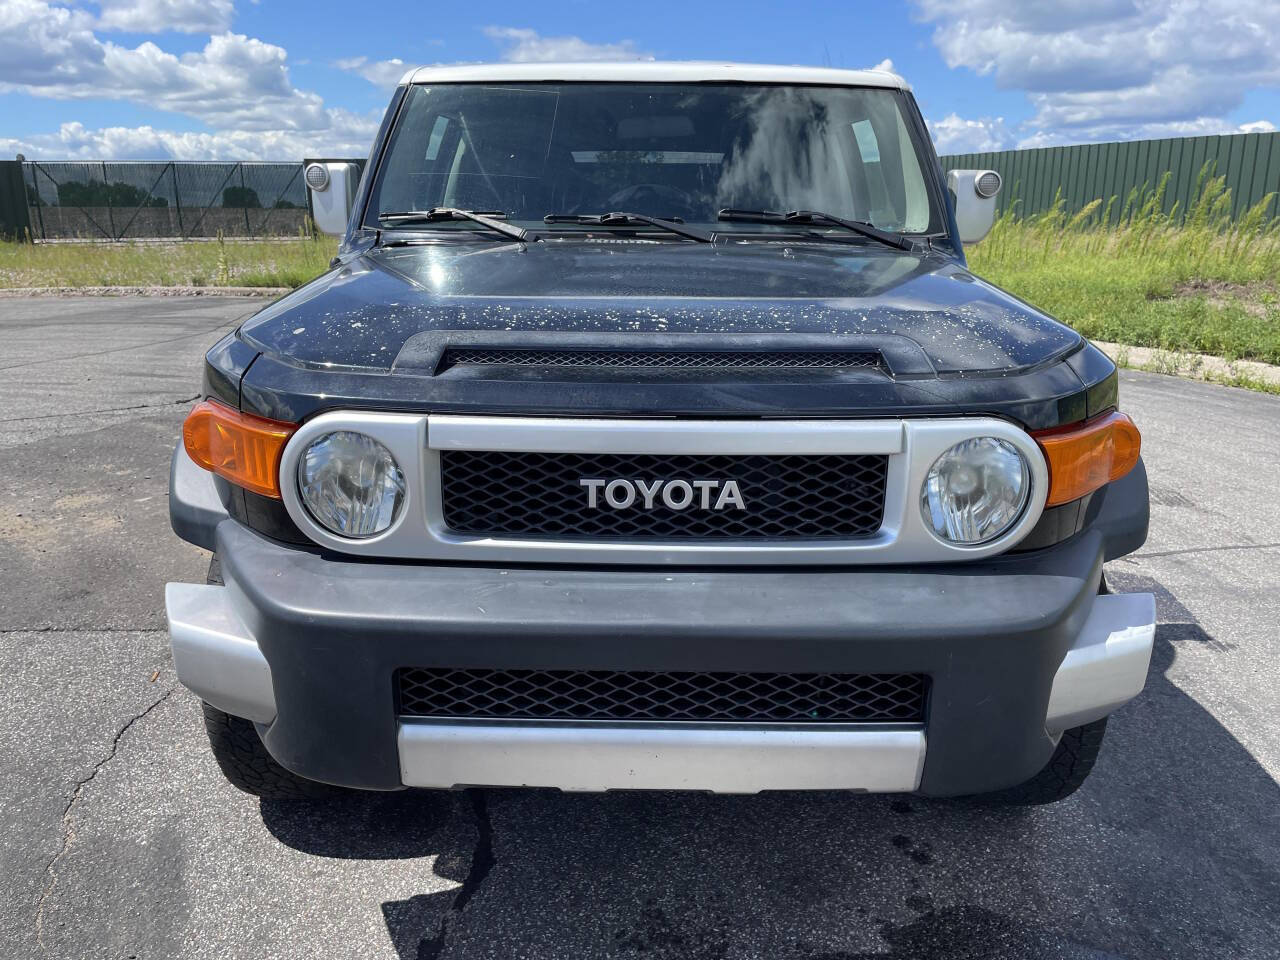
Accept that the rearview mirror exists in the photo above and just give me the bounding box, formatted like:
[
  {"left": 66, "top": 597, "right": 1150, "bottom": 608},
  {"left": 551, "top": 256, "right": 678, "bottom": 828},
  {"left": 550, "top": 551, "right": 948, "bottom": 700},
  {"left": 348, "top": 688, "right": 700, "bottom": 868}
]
[
  {"left": 305, "top": 162, "right": 359, "bottom": 237},
  {"left": 946, "top": 169, "right": 1002, "bottom": 244}
]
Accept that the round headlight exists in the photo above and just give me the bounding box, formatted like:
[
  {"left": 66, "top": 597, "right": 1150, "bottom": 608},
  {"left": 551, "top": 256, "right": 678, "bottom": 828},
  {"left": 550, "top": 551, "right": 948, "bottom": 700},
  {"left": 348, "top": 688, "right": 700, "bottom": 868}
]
[
  {"left": 297, "top": 431, "right": 406, "bottom": 538},
  {"left": 920, "top": 437, "right": 1030, "bottom": 545}
]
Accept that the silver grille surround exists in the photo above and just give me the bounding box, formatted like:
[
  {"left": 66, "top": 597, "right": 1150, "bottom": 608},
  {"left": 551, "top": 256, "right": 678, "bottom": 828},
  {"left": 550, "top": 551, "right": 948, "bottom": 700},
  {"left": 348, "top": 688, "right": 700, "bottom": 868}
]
[{"left": 277, "top": 413, "right": 1049, "bottom": 565}]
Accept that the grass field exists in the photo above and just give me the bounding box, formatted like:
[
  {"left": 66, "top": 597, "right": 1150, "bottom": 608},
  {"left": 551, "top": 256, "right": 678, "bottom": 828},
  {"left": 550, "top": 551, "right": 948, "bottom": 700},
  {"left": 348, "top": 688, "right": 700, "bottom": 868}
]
[
  {"left": 970, "top": 173, "right": 1280, "bottom": 367},
  {"left": 2, "top": 173, "right": 1277, "bottom": 373},
  {"left": 0, "top": 231, "right": 335, "bottom": 289}
]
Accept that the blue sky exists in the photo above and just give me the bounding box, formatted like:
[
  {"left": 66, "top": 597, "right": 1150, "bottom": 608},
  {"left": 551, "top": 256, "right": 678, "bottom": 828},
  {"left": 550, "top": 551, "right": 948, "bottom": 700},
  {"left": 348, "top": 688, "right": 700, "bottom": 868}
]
[{"left": 1, "top": 0, "right": 1276, "bottom": 160}]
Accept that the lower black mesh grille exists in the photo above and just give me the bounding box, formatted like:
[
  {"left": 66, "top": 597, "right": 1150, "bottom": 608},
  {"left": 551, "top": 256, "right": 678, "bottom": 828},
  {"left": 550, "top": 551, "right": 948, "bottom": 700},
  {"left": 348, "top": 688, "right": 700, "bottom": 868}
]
[
  {"left": 397, "top": 668, "right": 928, "bottom": 723},
  {"left": 439, "top": 451, "right": 889, "bottom": 540},
  {"left": 439, "top": 347, "right": 882, "bottom": 372}
]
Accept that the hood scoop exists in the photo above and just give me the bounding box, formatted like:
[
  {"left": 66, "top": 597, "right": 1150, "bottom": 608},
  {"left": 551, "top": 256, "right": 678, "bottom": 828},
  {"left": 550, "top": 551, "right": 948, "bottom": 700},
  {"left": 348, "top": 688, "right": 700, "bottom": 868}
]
[
  {"left": 436, "top": 346, "right": 885, "bottom": 375},
  {"left": 392, "top": 331, "right": 928, "bottom": 383}
]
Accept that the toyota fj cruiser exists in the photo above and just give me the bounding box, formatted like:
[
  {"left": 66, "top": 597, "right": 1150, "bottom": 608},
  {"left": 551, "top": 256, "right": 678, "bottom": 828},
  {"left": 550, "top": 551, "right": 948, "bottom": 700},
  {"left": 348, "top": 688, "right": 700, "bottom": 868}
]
[{"left": 167, "top": 62, "right": 1154, "bottom": 804}]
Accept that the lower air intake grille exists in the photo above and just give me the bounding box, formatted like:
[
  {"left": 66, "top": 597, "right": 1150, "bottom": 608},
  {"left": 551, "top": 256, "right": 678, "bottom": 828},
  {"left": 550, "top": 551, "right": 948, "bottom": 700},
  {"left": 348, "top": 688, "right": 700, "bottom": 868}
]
[
  {"left": 439, "top": 347, "right": 882, "bottom": 371},
  {"left": 396, "top": 668, "right": 928, "bottom": 724},
  {"left": 439, "top": 451, "right": 889, "bottom": 540}
]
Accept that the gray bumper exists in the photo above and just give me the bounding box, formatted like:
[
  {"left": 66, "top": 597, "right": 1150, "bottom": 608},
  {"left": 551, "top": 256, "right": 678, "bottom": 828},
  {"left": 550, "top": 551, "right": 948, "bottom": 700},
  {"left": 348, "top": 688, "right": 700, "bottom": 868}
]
[{"left": 166, "top": 552, "right": 1151, "bottom": 793}]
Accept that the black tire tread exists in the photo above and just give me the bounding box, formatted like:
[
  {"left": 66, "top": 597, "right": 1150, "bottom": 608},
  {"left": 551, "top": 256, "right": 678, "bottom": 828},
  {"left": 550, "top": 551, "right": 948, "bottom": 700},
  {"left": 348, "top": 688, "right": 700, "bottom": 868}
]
[
  {"left": 980, "top": 717, "right": 1109, "bottom": 806},
  {"left": 201, "top": 701, "right": 338, "bottom": 800}
]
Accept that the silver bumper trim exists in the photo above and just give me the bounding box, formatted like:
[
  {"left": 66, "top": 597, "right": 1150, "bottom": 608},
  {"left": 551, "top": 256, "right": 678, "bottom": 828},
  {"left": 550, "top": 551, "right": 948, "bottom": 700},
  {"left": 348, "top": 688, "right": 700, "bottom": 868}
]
[
  {"left": 165, "top": 582, "right": 277, "bottom": 724},
  {"left": 1045, "top": 591, "right": 1156, "bottom": 734},
  {"left": 397, "top": 720, "right": 926, "bottom": 793}
]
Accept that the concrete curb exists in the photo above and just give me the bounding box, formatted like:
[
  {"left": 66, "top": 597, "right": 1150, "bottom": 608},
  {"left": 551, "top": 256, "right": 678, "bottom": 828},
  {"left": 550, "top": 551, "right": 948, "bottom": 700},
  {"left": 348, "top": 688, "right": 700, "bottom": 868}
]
[{"left": 1093, "top": 340, "right": 1280, "bottom": 391}]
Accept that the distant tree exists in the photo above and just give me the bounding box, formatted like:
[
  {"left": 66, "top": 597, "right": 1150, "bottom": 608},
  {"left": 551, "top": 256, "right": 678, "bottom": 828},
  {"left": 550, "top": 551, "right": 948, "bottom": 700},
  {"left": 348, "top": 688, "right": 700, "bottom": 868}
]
[
  {"left": 222, "top": 186, "right": 262, "bottom": 208},
  {"left": 272, "top": 199, "right": 300, "bottom": 209},
  {"left": 56, "top": 180, "right": 167, "bottom": 207}
]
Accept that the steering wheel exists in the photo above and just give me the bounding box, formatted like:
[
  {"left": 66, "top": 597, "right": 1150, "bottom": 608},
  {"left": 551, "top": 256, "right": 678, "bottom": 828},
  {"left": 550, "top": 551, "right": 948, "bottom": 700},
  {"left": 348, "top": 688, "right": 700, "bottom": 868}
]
[{"left": 604, "top": 183, "right": 699, "bottom": 219}]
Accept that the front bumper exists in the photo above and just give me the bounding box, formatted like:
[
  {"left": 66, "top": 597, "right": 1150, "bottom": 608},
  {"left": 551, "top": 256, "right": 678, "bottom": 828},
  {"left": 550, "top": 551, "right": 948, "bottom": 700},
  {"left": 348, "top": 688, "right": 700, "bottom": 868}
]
[{"left": 166, "top": 446, "right": 1153, "bottom": 796}]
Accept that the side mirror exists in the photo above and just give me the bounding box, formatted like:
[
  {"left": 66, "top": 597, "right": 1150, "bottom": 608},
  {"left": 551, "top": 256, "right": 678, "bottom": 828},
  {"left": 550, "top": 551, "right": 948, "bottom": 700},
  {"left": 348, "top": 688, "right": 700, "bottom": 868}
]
[
  {"left": 305, "top": 162, "right": 359, "bottom": 236},
  {"left": 946, "top": 169, "right": 1002, "bottom": 244}
]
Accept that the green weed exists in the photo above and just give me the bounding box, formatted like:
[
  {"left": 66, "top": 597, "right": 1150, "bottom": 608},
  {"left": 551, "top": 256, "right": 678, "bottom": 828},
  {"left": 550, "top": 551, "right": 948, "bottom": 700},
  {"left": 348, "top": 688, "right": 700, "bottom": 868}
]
[{"left": 969, "top": 165, "right": 1280, "bottom": 364}]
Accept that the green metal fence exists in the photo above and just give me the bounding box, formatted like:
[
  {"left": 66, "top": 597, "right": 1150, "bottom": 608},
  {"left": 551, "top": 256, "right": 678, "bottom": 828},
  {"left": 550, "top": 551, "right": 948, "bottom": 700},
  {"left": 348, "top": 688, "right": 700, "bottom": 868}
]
[
  {"left": 940, "top": 131, "right": 1280, "bottom": 223},
  {"left": 22, "top": 161, "right": 313, "bottom": 240}
]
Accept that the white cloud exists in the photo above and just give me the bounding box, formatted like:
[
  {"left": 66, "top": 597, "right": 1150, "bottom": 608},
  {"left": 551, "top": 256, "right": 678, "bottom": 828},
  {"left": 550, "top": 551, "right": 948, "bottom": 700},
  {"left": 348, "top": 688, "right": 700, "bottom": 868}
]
[
  {"left": 335, "top": 56, "right": 409, "bottom": 89},
  {"left": 0, "top": 24, "right": 331, "bottom": 132},
  {"left": 1238, "top": 120, "right": 1278, "bottom": 135},
  {"left": 0, "top": 116, "right": 379, "bottom": 161},
  {"left": 1017, "top": 116, "right": 1279, "bottom": 149},
  {"left": 929, "top": 113, "right": 1014, "bottom": 153},
  {"left": 96, "top": 0, "right": 235, "bottom": 34},
  {"left": 913, "top": 0, "right": 1280, "bottom": 144},
  {"left": 482, "top": 26, "right": 653, "bottom": 63},
  {"left": 0, "top": 0, "right": 376, "bottom": 158}
]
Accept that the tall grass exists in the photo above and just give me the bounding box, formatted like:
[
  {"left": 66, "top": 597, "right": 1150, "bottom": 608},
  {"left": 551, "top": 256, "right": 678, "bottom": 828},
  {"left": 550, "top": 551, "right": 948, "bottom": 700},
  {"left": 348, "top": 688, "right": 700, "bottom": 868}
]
[
  {"left": 0, "top": 229, "right": 338, "bottom": 290},
  {"left": 969, "top": 166, "right": 1280, "bottom": 363}
]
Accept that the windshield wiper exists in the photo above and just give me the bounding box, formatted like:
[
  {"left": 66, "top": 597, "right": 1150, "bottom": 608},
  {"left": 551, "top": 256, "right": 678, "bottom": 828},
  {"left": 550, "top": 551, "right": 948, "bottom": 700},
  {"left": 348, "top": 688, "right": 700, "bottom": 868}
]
[
  {"left": 378, "top": 208, "right": 529, "bottom": 241},
  {"left": 543, "top": 212, "right": 713, "bottom": 243},
  {"left": 717, "top": 208, "right": 913, "bottom": 251}
]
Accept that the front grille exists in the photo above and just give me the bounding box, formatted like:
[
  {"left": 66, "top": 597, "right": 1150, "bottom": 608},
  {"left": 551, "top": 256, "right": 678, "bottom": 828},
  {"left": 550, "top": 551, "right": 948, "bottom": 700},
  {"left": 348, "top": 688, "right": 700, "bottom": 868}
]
[
  {"left": 439, "top": 347, "right": 882, "bottom": 372},
  {"left": 439, "top": 451, "right": 888, "bottom": 540},
  {"left": 396, "top": 667, "right": 928, "bottom": 723}
]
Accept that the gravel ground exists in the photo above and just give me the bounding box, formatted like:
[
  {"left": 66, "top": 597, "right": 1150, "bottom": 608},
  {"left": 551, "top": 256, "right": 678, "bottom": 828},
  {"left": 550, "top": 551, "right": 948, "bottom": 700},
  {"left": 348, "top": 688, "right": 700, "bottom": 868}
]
[{"left": 1, "top": 296, "right": 1276, "bottom": 960}]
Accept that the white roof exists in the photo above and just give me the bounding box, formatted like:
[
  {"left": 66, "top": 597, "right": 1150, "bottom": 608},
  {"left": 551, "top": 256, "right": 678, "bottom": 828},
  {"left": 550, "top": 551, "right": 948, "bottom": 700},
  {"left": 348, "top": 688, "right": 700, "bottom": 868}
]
[{"left": 400, "top": 61, "right": 909, "bottom": 90}]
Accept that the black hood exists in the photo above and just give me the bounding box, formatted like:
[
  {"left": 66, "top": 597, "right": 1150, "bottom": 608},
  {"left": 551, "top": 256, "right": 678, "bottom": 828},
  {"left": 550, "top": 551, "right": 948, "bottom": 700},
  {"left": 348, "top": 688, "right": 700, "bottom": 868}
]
[{"left": 239, "top": 240, "right": 1080, "bottom": 376}]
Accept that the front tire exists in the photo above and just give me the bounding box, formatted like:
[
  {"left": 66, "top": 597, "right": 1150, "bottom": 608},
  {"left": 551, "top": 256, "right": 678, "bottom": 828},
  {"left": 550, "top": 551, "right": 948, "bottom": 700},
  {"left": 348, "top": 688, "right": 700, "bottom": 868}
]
[
  {"left": 977, "top": 717, "right": 1109, "bottom": 806},
  {"left": 201, "top": 701, "right": 340, "bottom": 800}
]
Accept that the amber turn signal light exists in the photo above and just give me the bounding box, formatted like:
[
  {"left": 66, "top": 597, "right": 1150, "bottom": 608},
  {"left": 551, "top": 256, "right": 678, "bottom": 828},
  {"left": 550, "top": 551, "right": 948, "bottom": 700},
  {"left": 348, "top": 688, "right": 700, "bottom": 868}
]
[
  {"left": 1032, "top": 411, "right": 1141, "bottom": 508},
  {"left": 183, "top": 399, "right": 296, "bottom": 499}
]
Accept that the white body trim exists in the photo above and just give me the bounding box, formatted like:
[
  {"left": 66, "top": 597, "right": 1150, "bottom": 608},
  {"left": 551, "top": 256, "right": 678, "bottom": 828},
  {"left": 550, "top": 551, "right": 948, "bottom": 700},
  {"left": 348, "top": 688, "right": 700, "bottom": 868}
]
[
  {"left": 1046, "top": 592, "right": 1156, "bottom": 734},
  {"left": 275, "top": 413, "right": 1051, "bottom": 566},
  {"left": 307, "top": 161, "right": 359, "bottom": 237},
  {"left": 947, "top": 169, "right": 1002, "bottom": 244},
  {"left": 165, "top": 582, "right": 276, "bottom": 724},
  {"left": 401, "top": 61, "right": 908, "bottom": 90},
  {"left": 398, "top": 721, "right": 926, "bottom": 793}
]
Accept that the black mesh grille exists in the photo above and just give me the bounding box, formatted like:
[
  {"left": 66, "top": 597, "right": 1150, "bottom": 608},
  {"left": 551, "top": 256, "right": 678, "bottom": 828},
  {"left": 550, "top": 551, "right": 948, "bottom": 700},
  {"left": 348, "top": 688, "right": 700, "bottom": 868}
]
[
  {"left": 439, "top": 347, "right": 882, "bottom": 371},
  {"left": 397, "top": 667, "right": 928, "bottom": 723},
  {"left": 439, "top": 451, "right": 888, "bottom": 540}
]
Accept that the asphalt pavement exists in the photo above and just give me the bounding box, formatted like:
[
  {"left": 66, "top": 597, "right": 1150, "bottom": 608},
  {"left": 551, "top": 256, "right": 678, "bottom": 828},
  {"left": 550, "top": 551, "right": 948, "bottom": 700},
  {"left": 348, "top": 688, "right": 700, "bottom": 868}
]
[{"left": 1, "top": 295, "right": 1277, "bottom": 960}]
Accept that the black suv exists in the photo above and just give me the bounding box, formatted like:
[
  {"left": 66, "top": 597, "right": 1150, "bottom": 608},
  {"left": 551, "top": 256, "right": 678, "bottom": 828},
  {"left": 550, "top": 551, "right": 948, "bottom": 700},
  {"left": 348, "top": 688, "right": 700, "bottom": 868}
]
[{"left": 167, "top": 62, "right": 1153, "bottom": 805}]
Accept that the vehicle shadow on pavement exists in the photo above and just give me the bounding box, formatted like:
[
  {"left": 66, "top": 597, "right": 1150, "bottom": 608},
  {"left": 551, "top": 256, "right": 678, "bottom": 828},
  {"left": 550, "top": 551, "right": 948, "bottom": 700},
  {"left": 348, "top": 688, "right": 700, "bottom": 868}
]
[{"left": 258, "top": 572, "right": 1280, "bottom": 960}]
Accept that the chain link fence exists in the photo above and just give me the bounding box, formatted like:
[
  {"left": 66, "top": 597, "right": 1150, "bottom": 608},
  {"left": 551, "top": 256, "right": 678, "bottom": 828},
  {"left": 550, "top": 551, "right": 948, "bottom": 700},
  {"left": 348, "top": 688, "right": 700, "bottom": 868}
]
[{"left": 20, "top": 161, "right": 324, "bottom": 240}]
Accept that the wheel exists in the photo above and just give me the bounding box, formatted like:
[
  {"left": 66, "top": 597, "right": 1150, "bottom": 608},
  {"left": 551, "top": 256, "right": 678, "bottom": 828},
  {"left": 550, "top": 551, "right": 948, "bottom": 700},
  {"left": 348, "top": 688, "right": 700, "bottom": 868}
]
[
  {"left": 201, "top": 554, "right": 339, "bottom": 800},
  {"left": 977, "top": 716, "right": 1109, "bottom": 806},
  {"left": 201, "top": 700, "right": 339, "bottom": 800}
]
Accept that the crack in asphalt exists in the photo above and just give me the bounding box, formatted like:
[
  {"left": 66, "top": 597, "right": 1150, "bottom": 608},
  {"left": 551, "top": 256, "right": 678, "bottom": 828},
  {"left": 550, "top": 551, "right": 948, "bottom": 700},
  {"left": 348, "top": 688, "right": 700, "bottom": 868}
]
[
  {"left": 1134, "top": 541, "right": 1280, "bottom": 560},
  {"left": 32, "top": 685, "right": 177, "bottom": 949},
  {"left": 416, "top": 790, "right": 496, "bottom": 960},
  {"left": 0, "top": 394, "right": 200, "bottom": 424},
  {"left": 0, "top": 627, "right": 164, "bottom": 634}
]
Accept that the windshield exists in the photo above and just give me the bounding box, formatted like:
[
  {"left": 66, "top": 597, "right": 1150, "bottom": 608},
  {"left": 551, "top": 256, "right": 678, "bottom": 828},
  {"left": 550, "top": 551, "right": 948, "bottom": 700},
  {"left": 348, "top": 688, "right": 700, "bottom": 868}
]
[{"left": 367, "top": 82, "right": 942, "bottom": 236}]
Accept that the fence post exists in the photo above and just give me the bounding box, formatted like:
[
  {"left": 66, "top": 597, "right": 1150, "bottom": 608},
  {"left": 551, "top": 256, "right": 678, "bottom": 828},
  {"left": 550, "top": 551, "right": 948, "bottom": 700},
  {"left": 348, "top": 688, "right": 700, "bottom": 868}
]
[
  {"left": 171, "top": 162, "right": 184, "bottom": 237},
  {"left": 0, "top": 160, "right": 34, "bottom": 241},
  {"left": 102, "top": 160, "right": 116, "bottom": 240},
  {"left": 29, "top": 162, "right": 46, "bottom": 241},
  {"left": 240, "top": 163, "right": 252, "bottom": 237}
]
